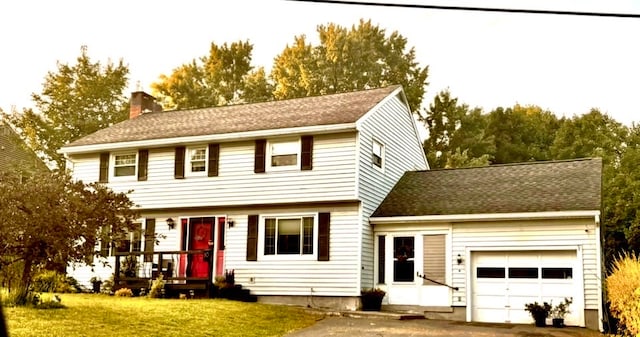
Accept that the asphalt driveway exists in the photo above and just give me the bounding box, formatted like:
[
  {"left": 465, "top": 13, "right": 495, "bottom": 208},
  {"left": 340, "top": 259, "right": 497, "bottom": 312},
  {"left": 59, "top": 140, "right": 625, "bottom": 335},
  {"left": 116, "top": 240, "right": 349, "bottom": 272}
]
[{"left": 285, "top": 315, "right": 604, "bottom": 337}]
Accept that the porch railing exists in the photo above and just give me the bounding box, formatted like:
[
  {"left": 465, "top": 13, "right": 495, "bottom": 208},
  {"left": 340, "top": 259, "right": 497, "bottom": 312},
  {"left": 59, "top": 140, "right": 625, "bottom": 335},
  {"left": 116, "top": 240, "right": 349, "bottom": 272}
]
[{"left": 113, "top": 249, "right": 214, "bottom": 292}]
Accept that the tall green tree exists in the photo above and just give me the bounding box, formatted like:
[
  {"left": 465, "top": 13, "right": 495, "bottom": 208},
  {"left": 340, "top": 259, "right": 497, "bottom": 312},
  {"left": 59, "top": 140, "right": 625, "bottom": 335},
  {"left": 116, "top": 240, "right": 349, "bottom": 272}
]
[
  {"left": 271, "top": 19, "right": 429, "bottom": 112},
  {"left": 0, "top": 170, "right": 138, "bottom": 304},
  {"left": 486, "top": 105, "right": 561, "bottom": 164},
  {"left": 550, "top": 109, "right": 626, "bottom": 162},
  {"left": 152, "top": 40, "right": 271, "bottom": 110},
  {"left": 422, "top": 90, "right": 492, "bottom": 168},
  {"left": 5, "top": 46, "right": 129, "bottom": 169}
]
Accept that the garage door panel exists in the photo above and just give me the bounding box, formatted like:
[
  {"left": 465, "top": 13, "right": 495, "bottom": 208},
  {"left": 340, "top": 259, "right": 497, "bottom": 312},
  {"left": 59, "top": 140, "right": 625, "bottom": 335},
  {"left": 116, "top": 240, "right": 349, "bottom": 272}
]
[
  {"left": 475, "top": 294, "right": 505, "bottom": 307},
  {"left": 473, "top": 308, "right": 505, "bottom": 323}
]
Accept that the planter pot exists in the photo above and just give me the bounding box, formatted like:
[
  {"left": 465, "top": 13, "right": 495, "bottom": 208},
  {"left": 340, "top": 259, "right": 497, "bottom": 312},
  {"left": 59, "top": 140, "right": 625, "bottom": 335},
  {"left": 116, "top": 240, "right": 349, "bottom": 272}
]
[
  {"left": 534, "top": 316, "right": 547, "bottom": 327},
  {"left": 361, "top": 295, "right": 384, "bottom": 311},
  {"left": 91, "top": 281, "right": 102, "bottom": 293},
  {"left": 552, "top": 318, "right": 565, "bottom": 328}
]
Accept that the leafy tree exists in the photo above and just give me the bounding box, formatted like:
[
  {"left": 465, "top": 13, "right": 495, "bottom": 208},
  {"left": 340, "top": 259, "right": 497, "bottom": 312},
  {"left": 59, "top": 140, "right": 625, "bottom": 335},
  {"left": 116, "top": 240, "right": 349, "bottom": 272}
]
[
  {"left": 5, "top": 46, "right": 129, "bottom": 169},
  {"left": 422, "top": 90, "right": 493, "bottom": 168},
  {"left": 152, "top": 40, "right": 271, "bottom": 110},
  {"left": 0, "top": 170, "right": 138, "bottom": 304},
  {"left": 271, "top": 19, "right": 429, "bottom": 112},
  {"left": 486, "top": 105, "right": 561, "bottom": 164},
  {"left": 602, "top": 124, "right": 640, "bottom": 265},
  {"left": 551, "top": 109, "right": 626, "bottom": 162}
]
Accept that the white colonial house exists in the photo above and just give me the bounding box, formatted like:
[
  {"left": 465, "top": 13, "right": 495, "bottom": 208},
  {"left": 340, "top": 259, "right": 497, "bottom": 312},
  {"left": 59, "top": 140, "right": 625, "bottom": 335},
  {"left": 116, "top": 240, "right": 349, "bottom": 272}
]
[
  {"left": 62, "top": 85, "right": 428, "bottom": 308},
  {"left": 61, "top": 85, "right": 603, "bottom": 331}
]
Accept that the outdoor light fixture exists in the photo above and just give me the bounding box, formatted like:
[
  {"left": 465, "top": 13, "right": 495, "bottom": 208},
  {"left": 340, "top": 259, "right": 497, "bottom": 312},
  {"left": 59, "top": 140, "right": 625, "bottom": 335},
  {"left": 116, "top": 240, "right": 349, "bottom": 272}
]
[
  {"left": 166, "top": 218, "right": 176, "bottom": 230},
  {"left": 227, "top": 219, "right": 235, "bottom": 227},
  {"left": 456, "top": 254, "right": 464, "bottom": 265}
]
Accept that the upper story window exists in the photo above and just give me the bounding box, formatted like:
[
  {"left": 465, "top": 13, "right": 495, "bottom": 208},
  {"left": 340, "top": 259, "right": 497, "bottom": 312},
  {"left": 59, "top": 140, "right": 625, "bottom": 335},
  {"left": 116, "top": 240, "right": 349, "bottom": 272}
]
[
  {"left": 264, "top": 216, "right": 314, "bottom": 255},
  {"left": 268, "top": 139, "right": 299, "bottom": 169},
  {"left": 188, "top": 146, "right": 207, "bottom": 173},
  {"left": 114, "top": 153, "right": 136, "bottom": 177},
  {"left": 372, "top": 139, "right": 384, "bottom": 169}
]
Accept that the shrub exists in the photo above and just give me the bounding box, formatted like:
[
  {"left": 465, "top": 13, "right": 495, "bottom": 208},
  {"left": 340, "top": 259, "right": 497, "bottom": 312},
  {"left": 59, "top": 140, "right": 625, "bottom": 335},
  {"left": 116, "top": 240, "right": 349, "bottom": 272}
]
[
  {"left": 606, "top": 252, "right": 640, "bottom": 336},
  {"left": 550, "top": 297, "right": 573, "bottom": 319},
  {"left": 101, "top": 274, "right": 115, "bottom": 294},
  {"left": 148, "top": 274, "right": 165, "bottom": 298},
  {"left": 31, "top": 270, "right": 76, "bottom": 293},
  {"left": 114, "top": 288, "right": 133, "bottom": 297}
]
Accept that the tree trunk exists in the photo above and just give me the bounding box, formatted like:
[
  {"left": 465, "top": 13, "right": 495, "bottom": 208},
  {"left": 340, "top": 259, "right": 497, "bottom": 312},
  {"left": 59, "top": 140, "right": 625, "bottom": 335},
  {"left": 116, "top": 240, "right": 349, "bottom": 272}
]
[{"left": 14, "top": 257, "right": 34, "bottom": 305}]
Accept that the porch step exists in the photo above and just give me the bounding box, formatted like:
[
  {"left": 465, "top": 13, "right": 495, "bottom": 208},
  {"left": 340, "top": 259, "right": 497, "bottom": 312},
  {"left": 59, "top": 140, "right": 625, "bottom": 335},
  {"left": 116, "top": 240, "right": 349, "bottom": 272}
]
[{"left": 215, "top": 284, "right": 257, "bottom": 302}]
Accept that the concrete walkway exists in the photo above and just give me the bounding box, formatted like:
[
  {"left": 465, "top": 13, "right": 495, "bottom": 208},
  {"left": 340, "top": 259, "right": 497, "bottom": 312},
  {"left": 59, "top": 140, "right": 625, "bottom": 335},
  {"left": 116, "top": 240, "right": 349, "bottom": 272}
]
[{"left": 285, "top": 311, "right": 603, "bottom": 337}]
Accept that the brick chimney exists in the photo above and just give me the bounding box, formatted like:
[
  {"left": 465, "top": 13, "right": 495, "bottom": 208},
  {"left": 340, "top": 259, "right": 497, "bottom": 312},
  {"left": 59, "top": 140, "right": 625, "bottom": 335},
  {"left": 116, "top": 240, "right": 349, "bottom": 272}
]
[{"left": 130, "top": 91, "right": 162, "bottom": 119}]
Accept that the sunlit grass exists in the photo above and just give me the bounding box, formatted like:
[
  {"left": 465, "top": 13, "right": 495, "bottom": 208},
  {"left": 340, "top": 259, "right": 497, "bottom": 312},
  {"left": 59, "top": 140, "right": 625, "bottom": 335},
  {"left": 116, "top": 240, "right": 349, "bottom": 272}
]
[{"left": 4, "top": 293, "right": 322, "bottom": 337}]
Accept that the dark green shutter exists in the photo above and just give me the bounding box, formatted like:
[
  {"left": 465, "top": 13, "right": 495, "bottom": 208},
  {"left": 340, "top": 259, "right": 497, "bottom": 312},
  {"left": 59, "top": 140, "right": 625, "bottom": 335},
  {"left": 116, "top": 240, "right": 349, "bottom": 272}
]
[
  {"left": 247, "top": 215, "right": 259, "bottom": 261},
  {"left": 144, "top": 218, "right": 155, "bottom": 262},
  {"left": 318, "top": 212, "right": 330, "bottom": 261},
  {"left": 301, "top": 136, "right": 313, "bottom": 170},
  {"left": 138, "top": 149, "right": 148, "bottom": 181},
  {"left": 99, "top": 152, "right": 109, "bottom": 183},
  {"left": 208, "top": 143, "right": 219, "bottom": 177},
  {"left": 174, "top": 146, "right": 185, "bottom": 179},
  {"left": 254, "top": 139, "right": 266, "bottom": 173},
  {"left": 378, "top": 236, "right": 385, "bottom": 283}
]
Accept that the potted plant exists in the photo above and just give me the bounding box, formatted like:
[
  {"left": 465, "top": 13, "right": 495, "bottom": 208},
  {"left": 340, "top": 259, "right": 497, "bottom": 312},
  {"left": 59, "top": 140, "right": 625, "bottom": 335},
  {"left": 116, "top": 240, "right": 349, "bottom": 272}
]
[
  {"left": 361, "top": 288, "right": 386, "bottom": 311},
  {"left": 89, "top": 276, "right": 102, "bottom": 293},
  {"left": 524, "top": 301, "right": 551, "bottom": 327},
  {"left": 550, "top": 297, "right": 573, "bottom": 328}
]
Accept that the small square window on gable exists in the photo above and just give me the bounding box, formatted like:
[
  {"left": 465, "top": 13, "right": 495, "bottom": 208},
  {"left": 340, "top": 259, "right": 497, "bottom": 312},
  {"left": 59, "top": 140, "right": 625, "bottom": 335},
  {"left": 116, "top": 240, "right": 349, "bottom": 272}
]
[
  {"left": 268, "top": 139, "right": 299, "bottom": 170},
  {"left": 113, "top": 153, "right": 137, "bottom": 177},
  {"left": 372, "top": 139, "right": 384, "bottom": 169}
]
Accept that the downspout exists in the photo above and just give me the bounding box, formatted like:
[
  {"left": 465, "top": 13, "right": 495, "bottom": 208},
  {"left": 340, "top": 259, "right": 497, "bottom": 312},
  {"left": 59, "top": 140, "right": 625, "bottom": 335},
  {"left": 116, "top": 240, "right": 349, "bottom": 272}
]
[{"left": 595, "top": 213, "right": 603, "bottom": 332}]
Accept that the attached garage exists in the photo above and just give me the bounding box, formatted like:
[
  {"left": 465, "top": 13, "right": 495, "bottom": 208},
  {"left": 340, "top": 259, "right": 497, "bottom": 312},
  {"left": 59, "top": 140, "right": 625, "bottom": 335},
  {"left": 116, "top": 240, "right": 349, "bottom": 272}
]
[
  {"left": 370, "top": 158, "right": 603, "bottom": 331},
  {"left": 471, "top": 250, "right": 582, "bottom": 326}
]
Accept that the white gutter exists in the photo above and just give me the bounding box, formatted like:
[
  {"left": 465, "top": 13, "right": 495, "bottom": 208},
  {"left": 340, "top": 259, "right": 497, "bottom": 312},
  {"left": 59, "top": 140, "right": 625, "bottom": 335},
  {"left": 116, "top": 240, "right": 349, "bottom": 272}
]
[
  {"left": 60, "top": 123, "right": 357, "bottom": 155},
  {"left": 370, "top": 210, "right": 601, "bottom": 224}
]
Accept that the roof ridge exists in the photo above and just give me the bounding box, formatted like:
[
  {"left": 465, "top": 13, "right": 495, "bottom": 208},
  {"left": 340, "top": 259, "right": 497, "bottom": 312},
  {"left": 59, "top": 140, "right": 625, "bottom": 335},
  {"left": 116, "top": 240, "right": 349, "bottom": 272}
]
[
  {"left": 415, "top": 157, "right": 601, "bottom": 173},
  {"left": 157, "top": 84, "right": 402, "bottom": 114}
]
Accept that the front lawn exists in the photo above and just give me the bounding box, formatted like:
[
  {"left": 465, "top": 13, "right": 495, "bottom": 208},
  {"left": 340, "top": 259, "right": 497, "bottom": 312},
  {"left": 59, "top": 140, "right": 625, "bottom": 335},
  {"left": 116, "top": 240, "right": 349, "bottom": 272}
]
[{"left": 3, "top": 293, "right": 321, "bottom": 337}]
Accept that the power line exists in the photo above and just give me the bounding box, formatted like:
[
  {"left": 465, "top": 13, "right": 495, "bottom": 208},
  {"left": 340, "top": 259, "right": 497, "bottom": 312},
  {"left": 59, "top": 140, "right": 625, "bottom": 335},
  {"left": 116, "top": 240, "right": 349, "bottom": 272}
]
[{"left": 287, "top": 0, "right": 640, "bottom": 18}]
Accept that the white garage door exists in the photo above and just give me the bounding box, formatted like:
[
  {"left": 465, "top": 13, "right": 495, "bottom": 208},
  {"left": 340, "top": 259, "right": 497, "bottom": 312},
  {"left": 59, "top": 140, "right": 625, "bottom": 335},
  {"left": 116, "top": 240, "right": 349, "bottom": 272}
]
[{"left": 471, "top": 250, "right": 580, "bottom": 326}]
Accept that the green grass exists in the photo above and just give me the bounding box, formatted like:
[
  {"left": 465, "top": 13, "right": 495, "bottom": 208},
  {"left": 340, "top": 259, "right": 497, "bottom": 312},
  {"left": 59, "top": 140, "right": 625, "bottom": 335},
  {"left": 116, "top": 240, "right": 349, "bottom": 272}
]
[{"left": 4, "top": 293, "right": 322, "bottom": 337}]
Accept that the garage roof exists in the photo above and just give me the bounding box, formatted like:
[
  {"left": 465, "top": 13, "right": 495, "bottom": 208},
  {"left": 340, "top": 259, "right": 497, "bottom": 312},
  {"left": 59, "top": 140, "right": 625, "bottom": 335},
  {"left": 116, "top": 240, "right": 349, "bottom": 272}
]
[{"left": 372, "top": 158, "right": 602, "bottom": 217}]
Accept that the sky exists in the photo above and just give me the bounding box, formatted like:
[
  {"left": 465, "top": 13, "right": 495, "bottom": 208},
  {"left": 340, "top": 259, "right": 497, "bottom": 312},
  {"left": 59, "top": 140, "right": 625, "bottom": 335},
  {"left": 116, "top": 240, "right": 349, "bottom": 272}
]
[{"left": 1, "top": 0, "right": 639, "bottom": 126}]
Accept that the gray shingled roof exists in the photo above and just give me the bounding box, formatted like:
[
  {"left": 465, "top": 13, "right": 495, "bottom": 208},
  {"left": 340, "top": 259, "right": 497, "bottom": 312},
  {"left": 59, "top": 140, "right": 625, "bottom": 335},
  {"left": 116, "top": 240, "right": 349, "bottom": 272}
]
[
  {"left": 372, "top": 158, "right": 602, "bottom": 217},
  {"left": 64, "top": 85, "right": 401, "bottom": 148}
]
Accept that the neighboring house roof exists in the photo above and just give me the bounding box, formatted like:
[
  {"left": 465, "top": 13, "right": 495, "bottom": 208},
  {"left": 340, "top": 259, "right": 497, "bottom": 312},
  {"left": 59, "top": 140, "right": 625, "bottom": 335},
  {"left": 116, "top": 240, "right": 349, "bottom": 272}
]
[
  {"left": 0, "top": 122, "right": 48, "bottom": 172},
  {"left": 373, "top": 158, "right": 602, "bottom": 217},
  {"left": 63, "top": 85, "right": 402, "bottom": 149}
]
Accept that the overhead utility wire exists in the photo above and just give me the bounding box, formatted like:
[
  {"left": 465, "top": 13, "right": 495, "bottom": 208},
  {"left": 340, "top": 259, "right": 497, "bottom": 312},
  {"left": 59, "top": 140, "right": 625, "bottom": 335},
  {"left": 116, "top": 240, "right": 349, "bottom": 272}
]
[{"left": 287, "top": 0, "right": 640, "bottom": 18}]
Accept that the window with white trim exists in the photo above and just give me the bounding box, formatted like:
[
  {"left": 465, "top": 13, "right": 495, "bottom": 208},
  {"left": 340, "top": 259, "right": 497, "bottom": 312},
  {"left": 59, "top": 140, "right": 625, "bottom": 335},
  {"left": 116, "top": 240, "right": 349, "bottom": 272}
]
[
  {"left": 268, "top": 139, "right": 299, "bottom": 169},
  {"left": 264, "top": 216, "right": 314, "bottom": 255},
  {"left": 113, "top": 153, "right": 136, "bottom": 177},
  {"left": 187, "top": 146, "right": 207, "bottom": 175},
  {"left": 372, "top": 139, "right": 384, "bottom": 169}
]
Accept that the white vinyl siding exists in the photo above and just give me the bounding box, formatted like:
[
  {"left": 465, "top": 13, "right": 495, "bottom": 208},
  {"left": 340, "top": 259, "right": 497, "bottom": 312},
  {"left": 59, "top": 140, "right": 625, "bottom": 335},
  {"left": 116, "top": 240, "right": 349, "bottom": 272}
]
[
  {"left": 451, "top": 218, "right": 599, "bottom": 310},
  {"left": 356, "top": 93, "right": 428, "bottom": 288},
  {"left": 224, "top": 204, "right": 361, "bottom": 296},
  {"left": 69, "top": 133, "right": 358, "bottom": 208}
]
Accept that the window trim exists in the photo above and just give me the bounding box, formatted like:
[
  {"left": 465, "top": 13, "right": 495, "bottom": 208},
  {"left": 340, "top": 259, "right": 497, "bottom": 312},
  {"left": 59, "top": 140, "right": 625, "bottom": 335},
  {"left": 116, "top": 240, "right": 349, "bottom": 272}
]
[
  {"left": 258, "top": 213, "right": 318, "bottom": 260},
  {"left": 266, "top": 138, "right": 301, "bottom": 171},
  {"left": 185, "top": 145, "right": 208, "bottom": 177},
  {"left": 111, "top": 152, "right": 138, "bottom": 180},
  {"left": 372, "top": 139, "right": 385, "bottom": 171}
]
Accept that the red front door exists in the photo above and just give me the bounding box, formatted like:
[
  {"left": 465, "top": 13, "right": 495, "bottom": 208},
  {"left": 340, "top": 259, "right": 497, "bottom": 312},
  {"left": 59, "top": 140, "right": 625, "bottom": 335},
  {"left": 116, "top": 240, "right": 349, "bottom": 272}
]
[{"left": 188, "top": 217, "right": 214, "bottom": 278}]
